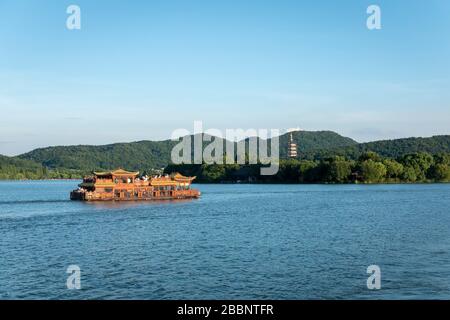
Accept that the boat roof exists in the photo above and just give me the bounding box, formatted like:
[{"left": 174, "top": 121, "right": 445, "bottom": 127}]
[
  {"left": 172, "top": 172, "right": 196, "bottom": 182},
  {"left": 93, "top": 168, "right": 139, "bottom": 177},
  {"left": 150, "top": 173, "right": 196, "bottom": 186}
]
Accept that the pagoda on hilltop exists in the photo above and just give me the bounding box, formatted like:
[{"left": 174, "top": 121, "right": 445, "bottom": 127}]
[{"left": 288, "top": 133, "right": 297, "bottom": 158}]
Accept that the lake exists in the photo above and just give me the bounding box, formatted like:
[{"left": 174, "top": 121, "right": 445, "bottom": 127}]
[{"left": 0, "top": 181, "right": 450, "bottom": 299}]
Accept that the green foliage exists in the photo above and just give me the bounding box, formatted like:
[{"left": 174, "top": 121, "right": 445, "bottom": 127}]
[
  {"left": 16, "top": 131, "right": 357, "bottom": 170},
  {"left": 15, "top": 132, "right": 450, "bottom": 168},
  {"left": 359, "top": 151, "right": 382, "bottom": 162},
  {"left": 401, "top": 166, "right": 417, "bottom": 182},
  {"left": 399, "top": 153, "right": 434, "bottom": 181},
  {"left": 427, "top": 163, "right": 450, "bottom": 182},
  {"left": 18, "top": 140, "right": 178, "bottom": 172},
  {"left": 165, "top": 152, "right": 450, "bottom": 184},
  {"left": 427, "top": 153, "right": 450, "bottom": 182},
  {"left": 383, "top": 159, "right": 404, "bottom": 180},
  {"left": 322, "top": 156, "right": 353, "bottom": 183},
  {"left": 297, "top": 160, "right": 319, "bottom": 183},
  {"left": 434, "top": 153, "right": 450, "bottom": 165},
  {"left": 275, "top": 160, "right": 303, "bottom": 182},
  {"left": 200, "top": 164, "right": 226, "bottom": 182},
  {"left": 278, "top": 131, "right": 358, "bottom": 158},
  {"left": 0, "top": 155, "right": 84, "bottom": 180},
  {"left": 359, "top": 160, "right": 387, "bottom": 183},
  {"left": 2, "top": 131, "right": 450, "bottom": 183},
  {"left": 304, "top": 135, "right": 450, "bottom": 160}
]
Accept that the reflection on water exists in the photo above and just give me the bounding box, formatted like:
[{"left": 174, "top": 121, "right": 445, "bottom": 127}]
[{"left": 83, "top": 198, "right": 197, "bottom": 209}]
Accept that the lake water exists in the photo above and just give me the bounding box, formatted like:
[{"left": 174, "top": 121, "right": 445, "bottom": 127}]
[{"left": 0, "top": 181, "right": 450, "bottom": 299}]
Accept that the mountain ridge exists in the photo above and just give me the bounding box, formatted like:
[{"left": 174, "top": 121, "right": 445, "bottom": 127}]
[
  {"left": 1, "top": 131, "right": 449, "bottom": 179},
  {"left": 17, "top": 131, "right": 358, "bottom": 171}
]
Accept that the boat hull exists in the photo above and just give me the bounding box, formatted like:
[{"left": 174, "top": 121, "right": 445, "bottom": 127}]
[{"left": 70, "top": 190, "right": 200, "bottom": 201}]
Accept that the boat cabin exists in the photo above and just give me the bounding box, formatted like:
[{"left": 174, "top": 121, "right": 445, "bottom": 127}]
[{"left": 70, "top": 169, "right": 200, "bottom": 201}]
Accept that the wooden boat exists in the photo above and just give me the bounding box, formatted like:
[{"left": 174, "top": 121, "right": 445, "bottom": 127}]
[{"left": 70, "top": 169, "right": 200, "bottom": 201}]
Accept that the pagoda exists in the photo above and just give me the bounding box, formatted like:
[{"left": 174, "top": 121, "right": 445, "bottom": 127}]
[{"left": 288, "top": 133, "right": 297, "bottom": 158}]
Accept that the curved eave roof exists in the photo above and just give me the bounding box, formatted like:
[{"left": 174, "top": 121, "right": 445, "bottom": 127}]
[
  {"left": 93, "top": 168, "right": 139, "bottom": 177},
  {"left": 172, "top": 173, "right": 196, "bottom": 182}
]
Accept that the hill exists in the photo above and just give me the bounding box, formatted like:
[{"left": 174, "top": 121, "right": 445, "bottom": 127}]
[
  {"left": 278, "top": 130, "right": 357, "bottom": 158},
  {"left": 18, "top": 131, "right": 358, "bottom": 171},
  {"left": 0, "top": 154, "right": 83, "bottom": 179},
  {"left": 18, "top": 140, "right": 177, "bottom": 172},
  {"left": 0, "top": 154, "right": 45, "bottom": 179},
  {"left": 302, "top": 135, "right": 450, "bottom": 160},
  {"left": 1, "top": 132, "right": 448, "bottom": 181}
]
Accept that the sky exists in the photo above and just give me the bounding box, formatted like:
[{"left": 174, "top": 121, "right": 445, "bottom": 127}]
[{"left": 0, "top": 0, "right": 449, "bottom": 155}]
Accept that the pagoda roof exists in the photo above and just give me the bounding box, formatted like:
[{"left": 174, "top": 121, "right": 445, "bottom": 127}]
[
  {"left": 93, "top": 168, "right": 139, "bottom": 177},
  {"left": 150, "top": 179, "right": 179, "bottom": 186},
  {"left": 149, "top": 173, "right": 196, "bottom": 186},
  {"left": 172, "top": 172, "right": 196, "bottom": 182}
]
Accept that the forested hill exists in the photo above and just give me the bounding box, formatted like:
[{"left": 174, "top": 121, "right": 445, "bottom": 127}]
[
  {"left": 18, "top": 140, "right": 177, "bottom": 172},
  {"left": 1, "top": 131, "right": 449, "bottom": 180},
  {"left": 17, "top": 131, "right": 358, "bottom": 171},
  {"left": 0, "top": 154, "right": 83, "bottom": 179},
  {"left": 302, "top": 135, "right": 450, "bottom": 160},
  {"left": 277, "top": 130, "right": 357, "bottom": 158},
  {"left": 0, "top": 155, "right": 44, "bottom": 179}
]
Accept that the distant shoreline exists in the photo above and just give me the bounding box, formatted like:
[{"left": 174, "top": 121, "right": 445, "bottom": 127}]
[
  {"left": 0, "top": 178, "right": 448, "bottom": 185},
  {"left": 2, "top": 132, "right": 449, "bottom": 183}
]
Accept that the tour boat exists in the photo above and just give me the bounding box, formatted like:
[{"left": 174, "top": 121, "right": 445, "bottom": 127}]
[{"left": 70, "top": 169, "right": 200, "bottom": 201}]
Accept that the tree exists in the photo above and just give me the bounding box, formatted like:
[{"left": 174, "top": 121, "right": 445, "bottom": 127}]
[
  {"left": 298, "top": 160, "right": 318, "bottom": 182},
  {"left": 323, "top": 156, "right": 352, "bottom": 183},
  {"left": 383, "top": 159, "right": 404, "bottom": 180},
  {"left": 434, "top": 153, "right": 450, "bottom": 165},
  {"left": 360, "top": 160, "right": 387, "bottom": 183},
  {"left": 276, "top": 160, "right": 302, "bottom": 182},
  {"left": 200, "top": 164, "right": 226, "bottom": 182},
  {"left": 401, "top": 166, "right": 417, "bottom": 182},
  {"left": 359, "top": 151, "right": 382, "bottom": 162},
  {"left": 399, "top": 153, "right": 434, "bottom": 181},
  {"left": 427, "top": 164, "right": 450, "bottom": 182}
]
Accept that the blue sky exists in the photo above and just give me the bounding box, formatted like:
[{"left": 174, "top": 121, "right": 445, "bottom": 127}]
[{"left": 0, "top": 0, "right": 449, "bottom": 155}]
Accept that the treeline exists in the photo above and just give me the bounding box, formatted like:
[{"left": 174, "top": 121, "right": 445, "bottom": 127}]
[
  {"left": 17, "top": 132, "right": 355, "bottom": 171},
  {"left": 165, "top": 152, "right": 450, "bottom": 184},
  {"left": 301, "top": 135, "right": 450, "bottom": 160},
  {"left": 0, "top": 155, "right": 84, "bottom": 180},
  {"left": 16, "top": 132, "right": 450, "bottom": 171},
  {"left": 18, "top": 140, "right": 178, "bottom": 171},
  {"left": 2, "top": 151, "right": 450, "bottom": 183},
  {"left": 0, "top": 167, "right": 84, "bottom": 180}
]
